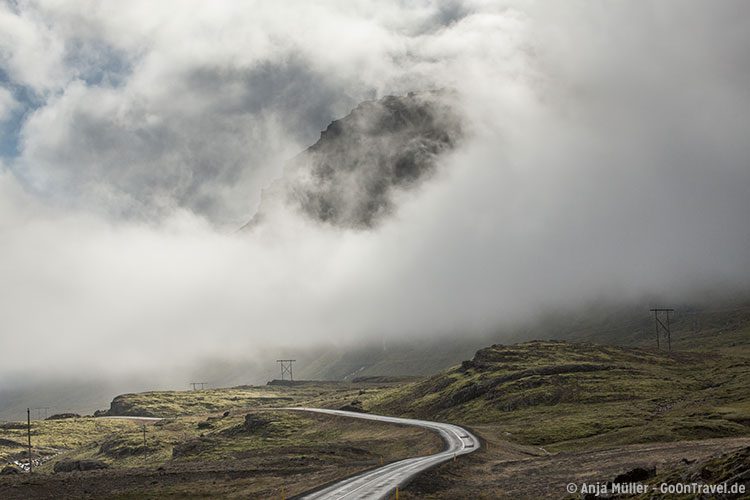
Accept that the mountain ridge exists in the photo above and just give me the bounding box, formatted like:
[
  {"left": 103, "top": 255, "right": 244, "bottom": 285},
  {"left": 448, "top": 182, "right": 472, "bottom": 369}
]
[{"left": 244, "top": 90, "right": 462, "bottom": 230}]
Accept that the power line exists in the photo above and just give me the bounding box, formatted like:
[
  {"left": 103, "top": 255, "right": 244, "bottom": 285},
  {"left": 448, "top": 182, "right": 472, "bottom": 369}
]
[
  {"left": 650, "top": 308, "right": 674, "bottom": 351},
  {"left": 276, "top": 360, "right": 296, "bottom": 381}
]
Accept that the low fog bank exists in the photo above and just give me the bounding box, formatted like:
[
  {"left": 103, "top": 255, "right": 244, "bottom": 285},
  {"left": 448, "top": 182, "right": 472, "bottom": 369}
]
[
  {"left": 1, "top": 2, "right": 749, "bottom": 396},
  {"left": 5, "top": 292, "right": 748, "bottom": 422},
  {"left": 0, "top": 354, "right": 281, "bottom": 421}
]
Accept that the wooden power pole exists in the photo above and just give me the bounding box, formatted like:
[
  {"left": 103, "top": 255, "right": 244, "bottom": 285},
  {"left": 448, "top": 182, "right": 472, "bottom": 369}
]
[{"left": 27, "top": 408, "right": 32, "bottom": 473}]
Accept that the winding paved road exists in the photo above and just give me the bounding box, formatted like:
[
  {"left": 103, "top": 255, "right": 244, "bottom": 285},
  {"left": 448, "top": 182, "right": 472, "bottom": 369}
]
[
  {"left": 99, "top": 416, "right": 162, "bottom": 422},
  {"left": 288, "top": 408, "right": 480, "bottom": 500}
]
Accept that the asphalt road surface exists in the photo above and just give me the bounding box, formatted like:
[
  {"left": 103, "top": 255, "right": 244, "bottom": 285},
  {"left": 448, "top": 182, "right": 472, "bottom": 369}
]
[
  {"left": 288, "top": 407, "right": 480, "bottom": 500},
  {"left": 99, "top": 416, "right": 163, "bottom": 421}
]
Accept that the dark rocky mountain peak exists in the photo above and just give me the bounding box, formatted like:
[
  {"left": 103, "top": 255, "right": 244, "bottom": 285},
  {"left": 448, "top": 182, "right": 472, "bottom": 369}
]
[{"left": 245, "top": 90, "right": 463, "bottom": 230}]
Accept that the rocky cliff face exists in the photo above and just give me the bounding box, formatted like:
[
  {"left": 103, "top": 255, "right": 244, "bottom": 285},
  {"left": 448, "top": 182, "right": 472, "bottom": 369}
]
[{"left": 246, "top": 90, "right": 462, "bottom": 230}]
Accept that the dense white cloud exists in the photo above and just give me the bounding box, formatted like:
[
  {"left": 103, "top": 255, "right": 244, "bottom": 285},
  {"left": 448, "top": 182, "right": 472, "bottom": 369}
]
[
  {"left": 5, "top": 0, "right": 507, "bottom": 224},
  {"left": 0, "top": 1, "right": 749, "bottom": 387},
  {"left": 0, "top": 87, "right": 18, "bottom": 121}
]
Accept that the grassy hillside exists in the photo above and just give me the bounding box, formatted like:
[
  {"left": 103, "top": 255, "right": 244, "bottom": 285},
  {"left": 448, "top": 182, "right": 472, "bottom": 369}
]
[
  {"left": 298, "top": 299, "right": 750, "bottom": 383},
  {"left": 99, "top": 381, "right": 402, "bottom": 418},
  {"left": 102, "top": 387, "right": 295, "bottom": 418},
  {"left": 0, "top": 381, "right": 412, "bottom": 467},
  {"left": 3, "top": 300, "right": 746, "bottom": 423},
  {"left": 0, "top": 383, "right": 440, "bottom": 499},
  {"left": 364, "top": 340, "right": 750, "bottom": 451},
  {"left": 298, "top": 337, "right": 481, "bottom": 381}
]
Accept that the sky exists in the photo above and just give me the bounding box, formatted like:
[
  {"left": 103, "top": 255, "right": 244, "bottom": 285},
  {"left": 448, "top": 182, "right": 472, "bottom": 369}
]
[{"left": 1, "top": 1, "right": 749, "bottom": 388}]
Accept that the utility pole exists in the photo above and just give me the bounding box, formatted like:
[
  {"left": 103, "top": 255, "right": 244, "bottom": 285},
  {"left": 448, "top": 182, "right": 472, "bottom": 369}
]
[
  {"left": 27, "top": 408, "right": 32, "bottom": 473},
  {"left": 276, "top": 360, "right": 296, "bottom": 381},
  {"left": 650, "top": 308, "right": 675, "bottom": 352}
]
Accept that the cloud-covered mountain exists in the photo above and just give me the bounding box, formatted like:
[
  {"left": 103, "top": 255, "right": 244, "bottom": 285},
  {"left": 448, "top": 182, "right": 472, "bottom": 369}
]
[
  {"left": 246, "top": 91, "right": 462, "bottom": 229},
  {"left": 1, "top": 1, "right": 749, "bottom": 398}
]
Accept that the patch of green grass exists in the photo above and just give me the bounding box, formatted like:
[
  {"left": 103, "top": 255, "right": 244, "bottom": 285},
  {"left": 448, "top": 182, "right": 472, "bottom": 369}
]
[
  {"left": 1, "top": 418, "right": 138, "bottom": 459},
  {"left": 103, "top": 382, "right": 396, "bottom": 418},
  {"left": 0, "top": 379, "right": 420, "bottom": 475},
  {"left": 105, "top": 387, "right": 295, "bottom": 417}
]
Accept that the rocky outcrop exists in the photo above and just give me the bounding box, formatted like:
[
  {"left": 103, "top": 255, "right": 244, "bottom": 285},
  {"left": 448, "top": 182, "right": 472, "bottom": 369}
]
[
  {"left": 45, "top": 413, "right": 80, "bottom": 420},
  {"left": 101, "top": 394, "right": 157, "bottom": 417},
  {"left": 245, "top": 90, "right": 462, "bottom": 230}
]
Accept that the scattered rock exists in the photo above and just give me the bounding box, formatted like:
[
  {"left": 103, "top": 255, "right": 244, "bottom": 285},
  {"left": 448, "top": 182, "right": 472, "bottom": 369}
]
[
  {"left": 197, "top": 421, "right": 212, "bottom": 429},
  {"left": 53, "top": 459, "right": 109, "bottom": 473},
  {"left": 222, "top": 411, "right": 230, "bottom": 417}
]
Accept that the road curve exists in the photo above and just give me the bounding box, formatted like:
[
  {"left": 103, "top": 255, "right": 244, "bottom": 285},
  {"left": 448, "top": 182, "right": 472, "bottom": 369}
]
[{"left": 286, "top": 407, "right": 480, "bottom": 500}]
